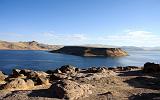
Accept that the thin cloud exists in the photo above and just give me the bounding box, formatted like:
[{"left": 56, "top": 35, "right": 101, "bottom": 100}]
[
  {"left": 1, "top": 30, "right": 160, "bottom": 47},
  {"left": 99, "top": 30, "right": 160, "bottom": 47},
  {"left": 42, "top": 32, "right": 88, "bottom": 45}
]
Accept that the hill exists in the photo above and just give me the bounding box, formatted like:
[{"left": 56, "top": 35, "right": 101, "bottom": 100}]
[
  {"left": 0, "top": 40, "right": 62, "bottom": 50},
  {"left": 50, "top": 46, "right": 128, "bottom": 57}
]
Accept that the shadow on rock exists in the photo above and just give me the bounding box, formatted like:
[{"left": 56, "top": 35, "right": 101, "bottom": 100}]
[
  {"left": 28, "top": 89, "right": 57, "bottom": 99},
  {"left": 124, "top": 76, "right": 160, "bottom": 90},
  {"left": 97, "top": 92, "right": 114, "bottom": 100},
  {"left": 129, "top": 93, "right": 160, "bottom": 100},
  {"left": 118, "top": 70, "right": 143, "bottom": 77}
]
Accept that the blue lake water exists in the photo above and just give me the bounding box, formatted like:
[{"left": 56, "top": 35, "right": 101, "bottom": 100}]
[{"left": 0, "top": 50, "right": 160, "bottom": 74}]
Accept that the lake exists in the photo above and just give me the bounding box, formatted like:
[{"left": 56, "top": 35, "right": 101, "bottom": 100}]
[{"left": 0, "top": 50, "right": 160, "bottom": 74}]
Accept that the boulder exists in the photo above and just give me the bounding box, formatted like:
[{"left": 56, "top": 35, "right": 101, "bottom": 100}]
[
  {"left": 49, "top": 79, "right": 93, "bottom": 100},
  {"left": 108, "top": 67, "right": 116, "bottom": 71},
  {"left": 49, "top": 73, "right": 68, "bottom": 81},
  {"left": 34, "top": 71, "right": 48, "bottom": 77},
  {"left": 87, "top": 67, "right": 98, "bottom": 73},
  {"left": 13, "top": 69, "right": 48, "bottom": 79},
  {"left": 19, "top": 69, "right": 32, "bottom": 76},
  {"left": 86, "top": 67, "right": 106, "bottom": 73},
  {"left": 26, "top": 79, "right": 34, "bottom": 88},
  {"left": 115, "top": 66, "right": 139, "bottom": 71},
  {"left": 59, "top": 65, "right": 77, "bottom": 74},
  {"left": 3, "top": 78, "right": 34, "bottom": 91},
  {"left": 143, "top": 62, "right": 160, "bottom": 73},
  {"left": 46, "top": 69, "right": 62, "bottom": 74},
  {"left": 19, "top": 71, "right": 49, "bottom": 85},
  {"left": 75, "top": 68, "right": 81, "bottom": 72},
  {"left": 27, "top": 71, "right": 48, "bottom": 79},
  {"left": 116, "top": 67, "right": 124, "bottom": 71},
  {"left": 0, "top": 71, "right": 6, "bottom": 82},
  {"left": 12, "top": 69, "right": 21, "bottom": 78},
  {"left": 35, "top": 76, "right": 49, "bottom": 85},
  {"left": 122, "top": 67, "right": 131, "bottom": 71}
]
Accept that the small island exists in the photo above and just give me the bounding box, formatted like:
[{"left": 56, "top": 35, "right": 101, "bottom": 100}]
[{"left": 50, "top": 46, "right": 128, "bottom": 57}]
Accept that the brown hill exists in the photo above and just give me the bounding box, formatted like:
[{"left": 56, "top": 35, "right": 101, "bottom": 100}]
[{"left": 0, "top": 40, "right": 62, "bottom": 50}]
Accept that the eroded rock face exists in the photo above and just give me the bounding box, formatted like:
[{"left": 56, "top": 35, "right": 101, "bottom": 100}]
[
  {"left": 19, "top": 69, "right": 33, "bottom": 77},
  {"left": 12, "top": 69, "right": 21, "bottom": 78},
  {"left": 27, "top": 71, "right": 49, "bottom": 79},
  {"left": 10, "top": 69, "right": 49, "bottom": 86},
  {"left": 0, "top": 71, "right": 6, "bottom": 82},
  {"left": 49, "top": 79, "right": 93, "bottom": 100},
  {"left": 3, "top": 78, "right": 34, "bottom": 91},
  {"left": 26, "top": 79, "right": 34, "bottom": 88},
  {"left": 35, "top": 76, "right": 49, "bottom": 85},
  {"left": 51, "top": 46, "right": 128, "bottom": 57},
  {"left": 143, "top": 62, "right": 160, "bottom": 73}
]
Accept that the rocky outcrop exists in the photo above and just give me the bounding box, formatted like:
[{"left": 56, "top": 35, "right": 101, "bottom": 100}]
[
  {"left": 0, "top": 71, "right": 6, "bottom": 82},
  {"left": 9, "top": 69, "right": 49, "bottom": 85},
  {"left": 143, "top": 62, "right": 160, "bottom": 73},
  {"left": 49, "top": 79, "right": 93, "bottom": 100},
  {"left": 50, "top": 46, "right": 128, "bottom": 57},
  {"left": 85, "top": 67, "right": 107, "bottom": 73},
  {"left": 35, "top": 76, "right": 49, "bottom": 85},
  {"left": 48, "top": 65, "right": 78, "bottom": 82},
  {"left": 59, "top": 65, "right": 79, "bottom": 74},
  {"left": 0, "top": 40, "right": 62, "bottom": 50},
  {"left": 0, "top": 65, "right": 148, "bottom": 100},
  {"left": 46, "top": 65, "right": 80, "bottom": 75},
  {"left": 3, "top": 78, "right": 34, "bottom": 91}
]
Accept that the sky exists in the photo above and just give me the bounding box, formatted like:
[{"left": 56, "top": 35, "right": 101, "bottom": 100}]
[{"left": 0, "top": 0, "right": 160, "bottom": 47}]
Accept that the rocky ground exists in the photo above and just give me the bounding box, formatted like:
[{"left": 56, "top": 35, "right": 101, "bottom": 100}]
[{"left": 0, "top": 62, "right": 160, "bottom": 100}]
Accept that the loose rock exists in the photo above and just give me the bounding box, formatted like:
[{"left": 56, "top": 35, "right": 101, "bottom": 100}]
[
  {"left": 59, "top": 65, "right": 77, "bottom": 74},
  {"left": 143, "top": 62, "right": 160, "bottom": 73},
  {"left": 49, "top": 79, "right": 93, "bottom": 100}
]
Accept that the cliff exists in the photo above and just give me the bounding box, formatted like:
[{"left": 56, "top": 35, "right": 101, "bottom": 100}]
[
  {"left": 0, "top": 40, "right": 62, "bottom": 50},
  {"left": 50, "top": 46, "right": 128, "bottom": 57}
]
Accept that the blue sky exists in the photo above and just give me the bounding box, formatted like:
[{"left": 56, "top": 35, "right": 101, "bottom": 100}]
[{"left": 0, "top": 0, "right": 160, "bottom": 47}]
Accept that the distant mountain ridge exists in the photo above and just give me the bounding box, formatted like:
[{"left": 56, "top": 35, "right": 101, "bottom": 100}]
[
  {"left": 0, "top": 40, "right": 62, "bottom": 50},
  {"left": 121, "top": 46, "right": 160, "bottom": 51},
  {"left": 84, "top": 44, "right": 160, "bottom": 51},
  {"left": 121, "top": 46, "right": 144, "bottom": 51},
  {"left": 0, "top": 40, "right": 159, "bottom": 51}
]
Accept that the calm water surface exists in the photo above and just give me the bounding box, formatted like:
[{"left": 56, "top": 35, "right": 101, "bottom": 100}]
[{"left": 0, "top": 50, "right": 160, "bottom": 74}]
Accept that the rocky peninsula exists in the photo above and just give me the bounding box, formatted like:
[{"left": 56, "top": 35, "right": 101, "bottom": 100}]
[
  {"left": 50, "top": 46, "right": 128, "bottom": 57},
  {"left": 0, "top": 62, "right": 160, "bottom": 100}
]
